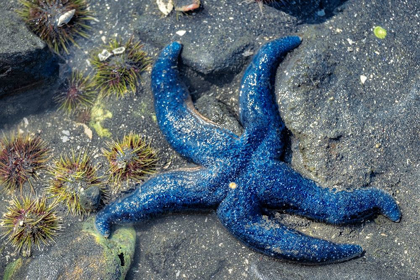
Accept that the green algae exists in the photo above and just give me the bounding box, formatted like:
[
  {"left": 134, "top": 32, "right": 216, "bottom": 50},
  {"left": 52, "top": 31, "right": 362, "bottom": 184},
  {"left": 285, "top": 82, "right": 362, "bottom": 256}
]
[
  {"left": 82, "top": 218, "right": 136, "bottom": 280},
  {"left": 374, "top": 26, "right": 387, "bottom": 39},
  {"left": 89, "top": 99, "right": 113, "bottom": 138},
  {"left": 3, "top": 258, "right": 24, "bottom": 280}
]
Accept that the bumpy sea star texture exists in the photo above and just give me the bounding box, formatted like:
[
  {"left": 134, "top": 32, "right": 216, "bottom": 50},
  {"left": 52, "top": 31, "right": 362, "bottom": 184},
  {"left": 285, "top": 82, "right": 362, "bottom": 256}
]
[{"left": 95, "top": 37, "right": 401, "bottom": 263}]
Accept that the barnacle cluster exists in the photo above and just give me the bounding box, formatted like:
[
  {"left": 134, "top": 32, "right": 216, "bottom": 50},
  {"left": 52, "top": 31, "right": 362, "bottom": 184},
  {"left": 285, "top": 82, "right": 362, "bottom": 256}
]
[
  {"left": 0, "top": 196, "right": 60, "bottom": 256},
  {"left": 17, "top": 0, "right": 94, "bottom": 53},
  {"left": 103, "top": 133, "right": 157, "bottom": 193},
  {"left": 47, "top": 150, "right": 105, "bottom": 215},
  {"left": 0, "top": 133, "right": 50, "bottom": 193},
  {"left": 90, "top": 38, "right": 151, "bottom": 98}
]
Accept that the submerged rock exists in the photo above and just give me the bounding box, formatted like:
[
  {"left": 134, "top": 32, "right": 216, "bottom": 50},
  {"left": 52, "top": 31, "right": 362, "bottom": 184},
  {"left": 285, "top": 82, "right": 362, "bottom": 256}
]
[
  {"left": 4, "top": 218, "right": 135, "bottom": 280},
  {"left": 79, "top": 185, "right": 102, "bottom": 212},
  {"left": 0, "top": 2, "right": 59, "bottom": 125},
  {"left": 195, "top": 94, "right": 243, "bottom": 136},
  {"left": 135, "top": 0, "right": 297, "bottom": 75}
]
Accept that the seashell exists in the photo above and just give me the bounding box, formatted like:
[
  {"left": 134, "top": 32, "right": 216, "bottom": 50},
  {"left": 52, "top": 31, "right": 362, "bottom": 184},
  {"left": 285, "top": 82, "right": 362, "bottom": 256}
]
[
  {"left": 156, "top": 0, "right": 174, "bottom": 17},
  {"left": 57, "top": 9, "right": 76, "bottom": 27},
  {"left": 242, "top": 49, "right": 254, "bottom": 57},
  {"left": 112, "top": 47, "right": 126, "bottom": 55},
  {"left": 175, "top": 0, "right": 200, "bottom": 12},
  {"left": 98, "top": 49, "right": 113, "bottom": 61}
]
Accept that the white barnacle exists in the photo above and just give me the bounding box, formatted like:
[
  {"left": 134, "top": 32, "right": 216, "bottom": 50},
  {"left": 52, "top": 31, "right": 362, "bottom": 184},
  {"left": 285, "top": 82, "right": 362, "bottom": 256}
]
[
  {"left": 112, "top": 47, "right": 126, "bottom": 55},
  {"left": 98, "top": 49, "right": 113, "bottom": 61},
  {"left": 57, "top": 9, "right": 76, "bottom": 27}
]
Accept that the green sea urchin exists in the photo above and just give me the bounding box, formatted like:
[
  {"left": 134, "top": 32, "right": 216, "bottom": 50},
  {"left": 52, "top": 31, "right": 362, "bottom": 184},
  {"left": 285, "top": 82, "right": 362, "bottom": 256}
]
[
  {"left": 103, "top": 133, "right": 157, "bottom": 193},
  {"left": 17, "top": 0, "right": 94, "bottom": 54},
  {"left": 0, "top": 133, "right": 50, "bottom": 193},
  {"left": 54, "top": 71, "right": 97, "bottom": 114},
  {"left": 91, "top": 37, "right": 151, "bottom": 98},
  {"left": 0, "top": 196, "right": 60, "bottom": 256},
  {"left": 47, "top": 150, "right": 105, "bottom": 215}
]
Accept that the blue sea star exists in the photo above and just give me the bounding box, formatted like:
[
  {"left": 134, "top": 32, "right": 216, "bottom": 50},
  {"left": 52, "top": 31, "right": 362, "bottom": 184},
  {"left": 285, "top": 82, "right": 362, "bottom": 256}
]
[{"left": 95, "top": 36, "right": 401, "bottom": 263}]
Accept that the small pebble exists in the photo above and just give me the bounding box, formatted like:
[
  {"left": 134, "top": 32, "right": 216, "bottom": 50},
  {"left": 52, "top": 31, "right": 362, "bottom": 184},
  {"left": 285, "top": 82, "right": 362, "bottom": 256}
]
[{"left": 316, "top": 9, "right": 325, "bottom": 17}]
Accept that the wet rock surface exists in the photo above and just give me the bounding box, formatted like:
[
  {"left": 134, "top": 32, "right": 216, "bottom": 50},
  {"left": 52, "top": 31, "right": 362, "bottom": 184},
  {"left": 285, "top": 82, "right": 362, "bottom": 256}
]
[
  {"left": 3, "top": 218, "right": 136, "bottom": 280},
  {"left": 195, "top": 94, "right": 243, "bottom": 136},
  {"left": 0, "top": 0, "right": 419, "bottom": 279},
  {"left": 0, "top": 0, "right": 60, "bottom": 124},
  {"left": 135, "top": 0, "right": 299, "bottom": 75},
  {"left": 79, "top": 185, "right": 102, "bottom": 212}
]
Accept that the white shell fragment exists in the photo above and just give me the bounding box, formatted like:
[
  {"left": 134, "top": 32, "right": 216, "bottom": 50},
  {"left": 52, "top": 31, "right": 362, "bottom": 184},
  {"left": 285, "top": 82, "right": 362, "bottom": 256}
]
[
  {"left": 157, "top": 0, "right": 174, "bottom": 17},
  {"left": 75, "top": 123, "right": 93, "bottom": 139},
  {"left": 176, "top": 30, "right": 187, "bottom": 36},
  {"left": 242, "top": 49, "right": 254, "bottom": 57},
  {"left": 360, "top": 75, "right": 368, "bottom": 84},
  {"left": 112, "top": 47, "right": 126, "bottom": 55},
  {"left": 57, "top": 9, "right": 76, "bottom": 27},
  {"left": 98, "top": 49, "right": 113, "bottom": 61}
]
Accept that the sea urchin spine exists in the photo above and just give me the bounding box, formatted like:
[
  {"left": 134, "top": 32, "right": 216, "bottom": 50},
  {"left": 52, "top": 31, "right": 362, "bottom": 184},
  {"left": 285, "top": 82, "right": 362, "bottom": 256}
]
[
  {"left": 17, "top": 0, "right": 94, "bottom": 54},
  {"left": 54, "top": 70, "right": 97, "bottom": 115},
  {"left": 47, "top": 150, "right": 105, "bottom": 215},
  {"left": 0, "top": 196, "right": 60, "bottom": 256},
  {"left": 103, "top": 133, "right": 157, "bottom": 193},
  {"left": 91, "top": 37, "right": 151, "bottom": 98},
  {"left": 0, "top": 133, "right": 50, "bottom": 193}
]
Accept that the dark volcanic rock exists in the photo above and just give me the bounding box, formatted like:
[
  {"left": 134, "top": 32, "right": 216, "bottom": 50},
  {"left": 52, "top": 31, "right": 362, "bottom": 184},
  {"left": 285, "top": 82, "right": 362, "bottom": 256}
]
[
  {"left": 79, "top": 185, "right": 102, "bottom": 212},
  {"left": 0, "top": 0, "right": 59, "bottom": 125},
  {"left": 277, "top": 1, "right": 419, "bottom": 188},
  {"left": 195, "top": 94, "right": 243, "bottom": 136},
  {"left": 135, "top": 0, "right": 349, "bottom": 76},
  {"left": 135, "top": 0, "right": 299, "bottom": 75},
  {"left": 272, "top": 0, "right": 419, "bottom": 278},
  {"left": 0, "top": 1, "right": 60, "bottom": 95}
]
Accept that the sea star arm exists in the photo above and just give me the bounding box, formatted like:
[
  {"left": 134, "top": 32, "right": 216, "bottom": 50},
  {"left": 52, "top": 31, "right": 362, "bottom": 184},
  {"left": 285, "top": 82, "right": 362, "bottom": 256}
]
[
  {"left": 239, "top": 36, "right": 301, "bottom": 157},
  {"left": 217, "top": 185, "right": 363, "bottom": 263},
  {"left": 95, "top": 168, "right": 224, "bottom": 237},
  {"left": 257, "top": 161, "right": 401, "bottom": 224},
  {"left": 151, "top": 42, "right": 239, "bottom": 167}
]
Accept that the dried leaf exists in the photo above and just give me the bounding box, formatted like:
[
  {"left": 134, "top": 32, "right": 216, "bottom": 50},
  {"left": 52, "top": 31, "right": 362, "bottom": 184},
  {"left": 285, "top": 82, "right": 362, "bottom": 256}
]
[{"left": 75, "top": 123, "right": 93, "bottom": 139}]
